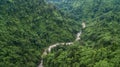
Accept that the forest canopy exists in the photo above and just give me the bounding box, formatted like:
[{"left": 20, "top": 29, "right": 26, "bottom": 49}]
[
  {"left": 0, "top": 0, "right": 79, "bottom": 66},
  {"left": 0, "top": 0, "right": 120, "bottom": 67}
]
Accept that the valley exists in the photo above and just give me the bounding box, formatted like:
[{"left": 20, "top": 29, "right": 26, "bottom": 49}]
[{"left": 0, "top": 0, "right": 120, "bottom": 67}]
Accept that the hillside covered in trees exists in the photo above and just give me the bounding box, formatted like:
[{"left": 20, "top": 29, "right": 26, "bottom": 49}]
[
  {"left": 0, "top": 0, "right": 80, "bottom": 67},
  {"left": 47, "top": 0, "right": 120, "bottom": 21},
  {"left": 0, "top": 0, "right": 120, "bottom": 67}
]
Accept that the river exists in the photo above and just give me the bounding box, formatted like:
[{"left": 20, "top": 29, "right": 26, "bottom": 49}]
[{"left": 38, "top": 22, "right": 86, "bottom": 67}]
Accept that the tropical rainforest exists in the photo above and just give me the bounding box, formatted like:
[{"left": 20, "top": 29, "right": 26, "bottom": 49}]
[{"left": 0, "top": 0, "right": 120, "bottom": 67}]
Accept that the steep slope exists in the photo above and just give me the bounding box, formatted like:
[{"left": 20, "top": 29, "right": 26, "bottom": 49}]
[
  {"left": 0, "top": 0, "right": 80, "bottom": 67},
  {"left": 46, "top": 0, "right": 120, "bottom": 21}
]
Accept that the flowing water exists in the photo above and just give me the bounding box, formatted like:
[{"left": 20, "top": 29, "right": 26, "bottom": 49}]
[{"left": 38, "top": 23, "right": 86, "bottom": 67}]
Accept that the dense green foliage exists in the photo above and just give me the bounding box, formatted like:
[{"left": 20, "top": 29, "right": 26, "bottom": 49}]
[
  {"left": 47, "top": 0, "right": 120, "bottom": 21},
  {"left": 1, "top": 0, "right": 120, "bottom": 67},
  {"left": 0, "top": 0, "right": 80, "bottom": 66},
  {"left": 44, "top": 0, "right": 120, "bottom": 67}
]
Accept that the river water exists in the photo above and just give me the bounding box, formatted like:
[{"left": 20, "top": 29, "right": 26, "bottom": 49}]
[{"left": 38, "top": 23, "right": 86, "bottom": 67}]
